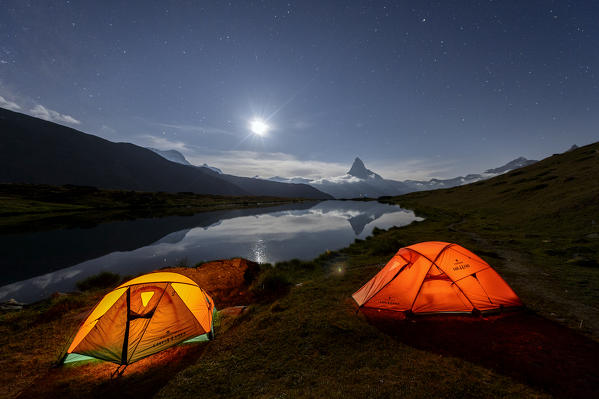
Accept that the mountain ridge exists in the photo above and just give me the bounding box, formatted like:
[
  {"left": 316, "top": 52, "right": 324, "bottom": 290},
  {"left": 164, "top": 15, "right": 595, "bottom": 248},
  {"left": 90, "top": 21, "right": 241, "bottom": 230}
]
[
  {"left": 0, "top": 108, "right": 331, "bottom": 199},
  {"left": 269, "top": 155, "right": 539, "bottom": 199}
]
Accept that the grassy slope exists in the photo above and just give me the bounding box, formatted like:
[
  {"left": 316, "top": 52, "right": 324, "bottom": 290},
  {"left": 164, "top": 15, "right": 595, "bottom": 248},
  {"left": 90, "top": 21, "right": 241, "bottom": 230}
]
[
  {"left": 157, "top": 258, "right": 545, "bottom": 399},
  {"left": 381, "top": 142, "right": 599, "bottom": 334},
  {"left": 0, "top": 183, "right": 311, "bottom": 233}
]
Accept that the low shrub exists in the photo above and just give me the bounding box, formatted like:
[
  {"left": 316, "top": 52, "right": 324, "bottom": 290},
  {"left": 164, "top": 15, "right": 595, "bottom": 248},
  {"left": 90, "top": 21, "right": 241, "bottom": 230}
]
[
  {"left": 367, "top": 237, "right": 404, "bottom": 256},
  {"left": 174, "top": 257, "right": 190, "bottom": 267},
  {"left": 250, "top": 270, "right": 292, "bottom": 303},
  {"left": 315, "top": 250, "right": 337, "bottom": 262},
  {"left": 37, "top": 294, "right": 87, "bottom": 323},
  {"left": 276, "top": 258, "right": 317, "bottom": 271}
]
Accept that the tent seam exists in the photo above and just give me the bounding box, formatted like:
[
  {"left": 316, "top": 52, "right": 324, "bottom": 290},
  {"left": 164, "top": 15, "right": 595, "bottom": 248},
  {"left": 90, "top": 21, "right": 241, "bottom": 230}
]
[
  {"left": 407, "top": 243, "right": 479, "bottom": 312},
  {"left": 354, "top": 252, "right": 407, "bottom": 304},
  {"left": 361, "top": 244, "right": 454, "bottom": 308},
  {"left": 126, "top": 283, "right": 169, "bottom": 364},
  {"left": 119, "top": 280, "right": 199, "bottom": 289},
  {"left": 432, "top": 247, "right": 478, "bottom": 311},
  {"left": 473, "top": 273, "right": 494, "bottom": 304},
  {"left": 359, "top": 261, "right": 410, "bottom": 307},
  {"left": 449, "top": 266, "right": 491, "bottom": 284}
]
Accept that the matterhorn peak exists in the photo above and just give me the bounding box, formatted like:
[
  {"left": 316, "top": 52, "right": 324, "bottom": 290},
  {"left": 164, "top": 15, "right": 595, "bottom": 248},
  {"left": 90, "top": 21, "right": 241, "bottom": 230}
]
[{"left": 348, "top": 157, "right": 380, "bottom": 179}]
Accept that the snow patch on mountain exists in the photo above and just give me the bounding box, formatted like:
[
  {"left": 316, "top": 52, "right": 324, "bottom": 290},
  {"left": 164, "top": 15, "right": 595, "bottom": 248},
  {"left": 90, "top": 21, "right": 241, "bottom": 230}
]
[
  {"left": 147, "top": 147, "right": 192, "bottom": 166},
  {"left": 201, "top": 163, "right": 223, "bottom": 174},
  {"left": 311, "top": 174, "right": 363, "bottom": 184}
]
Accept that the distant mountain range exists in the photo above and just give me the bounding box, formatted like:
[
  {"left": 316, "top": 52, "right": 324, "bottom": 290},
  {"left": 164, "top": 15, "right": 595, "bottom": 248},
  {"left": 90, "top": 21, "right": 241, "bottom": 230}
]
[
  {"left": 0, "top": 108, "right": 331, "bottom": 199},
  {"left": 148, "top": 145, "right": 537, "bottom": 199},
  {"left": 270, "top": 156, "right": 538, "bottom": 199},
  {"left": 402, "top": 156, "right": 537, "bottom": 192}
]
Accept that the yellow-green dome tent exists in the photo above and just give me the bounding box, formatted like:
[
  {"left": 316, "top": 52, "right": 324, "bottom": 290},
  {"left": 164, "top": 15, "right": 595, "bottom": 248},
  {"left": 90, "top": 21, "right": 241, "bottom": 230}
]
[{"left": 60, "top": 272, "right": 215, "bottom": 366}]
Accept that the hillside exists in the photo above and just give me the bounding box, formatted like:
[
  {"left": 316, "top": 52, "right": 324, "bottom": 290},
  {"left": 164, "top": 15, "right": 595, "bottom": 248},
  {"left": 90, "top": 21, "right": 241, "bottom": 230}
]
[
  {"left": 382, "top": 141, "right": 599, "bottom": 331},
  {"left": 0, "top": 108, "right": 331, "bottom": 199},
  {"left": 393, "top": 143, "right": 599, "bottom": 239}
]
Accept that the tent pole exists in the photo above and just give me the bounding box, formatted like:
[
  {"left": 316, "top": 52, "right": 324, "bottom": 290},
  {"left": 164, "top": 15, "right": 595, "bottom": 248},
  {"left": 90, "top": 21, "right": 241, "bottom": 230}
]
[{"left": 120, "top": 287, "right": 131, "bottom": 366}]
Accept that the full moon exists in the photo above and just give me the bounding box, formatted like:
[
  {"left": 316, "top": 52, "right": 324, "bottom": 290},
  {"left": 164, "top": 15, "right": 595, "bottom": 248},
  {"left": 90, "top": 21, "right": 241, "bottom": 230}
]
[{"left": 249, "top": 118, "right": 269, "bottom": 136}]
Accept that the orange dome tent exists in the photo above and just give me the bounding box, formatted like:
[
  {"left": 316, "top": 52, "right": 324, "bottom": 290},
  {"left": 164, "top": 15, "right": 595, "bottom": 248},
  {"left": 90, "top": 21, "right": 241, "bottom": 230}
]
[
  {"left": 353, "top": 242, "right": 522, "bottom": 314},
  {"left": 60, "top": 272, "right": 215, "bottom": 366}
]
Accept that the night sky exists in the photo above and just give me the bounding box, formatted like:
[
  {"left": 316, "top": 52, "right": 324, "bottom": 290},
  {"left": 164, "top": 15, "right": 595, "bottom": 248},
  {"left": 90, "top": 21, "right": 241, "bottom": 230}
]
[{"left": 1, "top": 1, "right": 597, "bottom": 180}]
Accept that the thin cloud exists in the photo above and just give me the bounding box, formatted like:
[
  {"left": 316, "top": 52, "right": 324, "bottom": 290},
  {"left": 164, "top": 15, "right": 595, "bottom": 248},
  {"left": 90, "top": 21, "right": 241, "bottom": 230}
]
[
  {"left": 187, "top": 150, "right": 460, "bottom": 181},
  {"left": 0, "top": 95, "right": 21, "bottom": 111},
  {"left": 311, "top": 175, "right": 362, "bottom": 184},
  {"left": 369, "top": 158, "right": 460, "bottom": 181},
  {"left": 29, "top": 104, "right": 80, "bottom": 125},
  {"left": 155, "top": 122, "right": 238, "bottom": 136},
  {"left": 187, "top": 150, "right": 349, "bottom": 178}
]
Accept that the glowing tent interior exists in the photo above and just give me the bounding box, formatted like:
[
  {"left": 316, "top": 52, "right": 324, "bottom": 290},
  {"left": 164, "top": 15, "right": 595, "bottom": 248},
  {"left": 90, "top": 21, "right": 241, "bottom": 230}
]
[
  {"left": 60, "top": 272, "right": 215, "bottom": 365},
  {"left": 353, "top": 241, "right": 522, "bottom": 314}
]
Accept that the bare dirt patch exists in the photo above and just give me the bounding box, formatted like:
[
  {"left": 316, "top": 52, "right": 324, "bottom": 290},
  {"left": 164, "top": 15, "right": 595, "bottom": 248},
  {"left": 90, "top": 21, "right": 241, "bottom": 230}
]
[{"left": 167, "top": 258, "right": 260, "bottom": 307}]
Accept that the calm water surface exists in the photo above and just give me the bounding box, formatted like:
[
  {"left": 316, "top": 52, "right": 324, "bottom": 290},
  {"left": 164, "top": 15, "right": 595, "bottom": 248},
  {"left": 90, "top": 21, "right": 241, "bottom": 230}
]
[{"left": 0, "top": 200, "right": 422, "bottom": 303}]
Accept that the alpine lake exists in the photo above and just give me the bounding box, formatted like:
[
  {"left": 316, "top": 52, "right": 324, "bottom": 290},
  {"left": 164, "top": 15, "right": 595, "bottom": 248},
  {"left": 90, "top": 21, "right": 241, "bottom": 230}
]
[{"left": 0, "top": 200, "right": 422, "bottom": 303}]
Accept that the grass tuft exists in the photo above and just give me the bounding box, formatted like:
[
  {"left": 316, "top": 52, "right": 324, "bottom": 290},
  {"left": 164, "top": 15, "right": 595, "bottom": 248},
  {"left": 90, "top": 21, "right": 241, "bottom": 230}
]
[{"left": 250, "top": 269, "right": 292, "bottom": 303}]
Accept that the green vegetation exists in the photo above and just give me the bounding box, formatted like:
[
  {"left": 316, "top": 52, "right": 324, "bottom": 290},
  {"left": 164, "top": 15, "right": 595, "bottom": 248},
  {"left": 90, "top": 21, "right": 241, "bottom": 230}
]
[
  {"left": 157, "top": 256, "right": 543, "bottom": 398},
  {"left": 0, "top": 183, "right": 314, "bottom": 233},
  {"left": 1, "top": 143, "right": 598, "bottom": 398},
  {"left": 249, "top": 267, "right": 292, "bottom": 303}
]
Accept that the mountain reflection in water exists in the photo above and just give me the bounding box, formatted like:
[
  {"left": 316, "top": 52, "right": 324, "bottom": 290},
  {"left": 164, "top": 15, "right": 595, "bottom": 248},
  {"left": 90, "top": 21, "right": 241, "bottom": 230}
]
[{"left": 0, "top": 200, "right": 422, "bottom": 303}]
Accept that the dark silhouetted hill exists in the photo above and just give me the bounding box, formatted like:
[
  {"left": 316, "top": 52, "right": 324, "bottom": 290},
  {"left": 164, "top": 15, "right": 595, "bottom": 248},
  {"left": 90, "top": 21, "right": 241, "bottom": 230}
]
[{"left": 0, "top": 108, "right": 331, "bottom": 199}]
